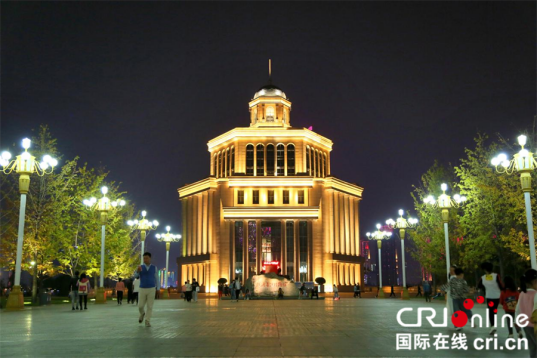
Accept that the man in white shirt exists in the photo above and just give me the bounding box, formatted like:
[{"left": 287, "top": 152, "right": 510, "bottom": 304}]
[{"left": 134, "top": 252, "right": 160, "bottom": 327}]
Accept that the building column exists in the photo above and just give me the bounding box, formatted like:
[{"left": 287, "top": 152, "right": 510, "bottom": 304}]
[
  {"left": 334, "top": 191, "right": 340, "bottom": 254},
  {"left": 294, "top": 219, "right": 300, "bottom": 281},
  {"left": 349, "top": 195, "right": 355, "bottom": 256},
  {"left": 202, "top": 192, "right": 208, "bottom": 254},
  {"left": 339, "top": 193, "right": 345, "bottom": 255},
  {"left": 208, "top": 191, "right": 213, "bottom": 254},
  {"left": 354, "top": 199, "right": 360, "bottom": 256},
  {"left": 281, "top": 219, "right": 286, "bottom": 274},
  {"left": 188, "top": 197, "right": 194, "bottom": 256},
  {"left": 197, "top": 194, "right": 203, "bottom": 255},
  {"left": 182, "top": 198, "right": 188, "bottom": 257},
  {"left": 256, "top": 220, "right": 262, "bottom": 274},
  {"left": 344, "top": 195, "right": 350, "bottom": 255}
]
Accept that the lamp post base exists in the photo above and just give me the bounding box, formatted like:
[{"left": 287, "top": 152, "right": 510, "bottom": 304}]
[
  {"left": 95, "top": 287, "right": 107, "bottom": 304},
  {"left": 377, "top": 289, "right": 386, "bottom": 299},
  {"left": 161, "top": 289, "right": 169, "bottom": 299},
  {"left": 401, "top": 287, "right": 410, "bottom": 300},
  {"left": 6, "top": 286, "right": 25, "bottom": 310}
]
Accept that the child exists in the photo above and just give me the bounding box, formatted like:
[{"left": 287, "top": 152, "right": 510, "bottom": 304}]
[
  {"left": 500, "top": 276, "right": 522, "bottom": 339},
  {"left": 77, "top": 273, "right": 91, "bottom": 310},
  {"left": 333, "top": 284, "right": 339, "bottom": 300},
  {"left": 448, "top": 268, "right": 473, "bottom": 331},
  {"left": 515, "top": 269, "right": 537, "bottom": 358}
]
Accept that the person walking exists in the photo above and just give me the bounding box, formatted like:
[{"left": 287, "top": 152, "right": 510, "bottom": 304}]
[
  {"left": 218, "top": 283, "right": 223, "bottom": 300},
  {"left": 182, "top": 281, "right": 187, "bottom": 301},
  {"left": 389, "top": 285, "right": 396, "bottom": 298},
  {"left": 77, "top": 273, "right": 90, "bottom": 310},
  {"left": 126, "top": 278, "right": 133, "bottom": 304},
  {"left": 446, "top": 268, "right": 473, "bottom": 331},
  {"left": 69, "top": 271, "right": 80, "bottom": 310},
  {"left": 515, "top": 269, "right": 537, "bottom": 358},
  {"left": 353, "top": 283, "right": 361, "bottom": 298},
  {"left": 299, "top": 283, "right": 306, "bottom": 299},
  {"left": 115, "top": 278, "right": 125, "bottom": 305},
  {"left": 423, "top": 280, "right": 432, "bottom": 302},
  {"left": 333, "top": 284, "right": 339, "bottom": 300},
  {"left": 500, "top": 276, "right": 523, "bottom": 339},
  {"left": 311, "top": 285, "right": 319, "bottom": 299},
  {"left": 234, "top": 278, "right": 241, "bottom": 302},
  {"left": 230, "top": 280, "right": 236, "bottom": 300},
  {"left": 185, "top": 280, "right": 192, "bottom": 302},
  {"left": 416, "top": 285, "right": 422, "bottom": 297},
  {"left": 134, "top": 252, "right": 160, "bottom": 327},
  {"left": 477, "top": 262, "right": 504, "bottom": 335},
  {"left": 132, "top": 277, "right": 140, "bottom": 305},
  {"left": 192, "top": 278, "right": 200, "bottom": 302}
]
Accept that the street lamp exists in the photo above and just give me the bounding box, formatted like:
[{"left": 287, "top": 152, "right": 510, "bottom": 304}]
[
  {"left": 156, "top": 226, "right": 181, "bottom": 298},
  {"left": 366, "top": 224, "right": 392, "bottom": 299},
  {"left": 423, "top": 183, "right": 466, "bottom": 280},
  {"left": 127, "top": 211, "right": 159, "bottom": 264},
  {"left": 83, "top": 186, "right": 125, "bottom": 303},
  {"left": 0, "top": 138, "right": 58, "bottom": 309},
  {"left": 491, "top": 134, "right": 537, "bottom": 269},
  {"left": 386, "top": 210, "right": 418, "bottom": 300}
]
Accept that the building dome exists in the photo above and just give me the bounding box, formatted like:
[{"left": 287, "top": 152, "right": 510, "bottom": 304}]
[{"left": 253, "top": 83, "right": 287, "bottom": 99}]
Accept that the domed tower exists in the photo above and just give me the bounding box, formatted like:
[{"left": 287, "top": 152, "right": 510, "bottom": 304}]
[{"left": 178, "top": 64, "right": 364, "bottom": 295}]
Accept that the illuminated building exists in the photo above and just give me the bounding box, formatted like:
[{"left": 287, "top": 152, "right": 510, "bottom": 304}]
[{"left": 177, "top": 72, "right": 364, "bottom": 293}]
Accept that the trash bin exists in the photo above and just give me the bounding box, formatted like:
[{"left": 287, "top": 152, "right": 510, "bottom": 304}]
[{"left": 39, "top": 291, "right": 51, "bottom": 306}]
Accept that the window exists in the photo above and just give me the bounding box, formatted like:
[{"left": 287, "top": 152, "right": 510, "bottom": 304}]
[
  {"left": 226, "top": 148, "right": 230, "bottom": 177},
  {"left": 313, "top": 150, "right": 318, "bottom": 177},
  {"left": 238, "top": 190, "right": 245, "bottom": 204},
  {"left": 323, "top": 152, "right": 327, "bottom": 177},
  {"left": 253, "top": 190, "right": 259, "bottom": 204},
  {"left": 317, "top": 150, "right": 322, "bottom": 177},
  {"left": 231, "top": 146, "right": 235, "bottom": 175},
  {"left": 235, "top": 222, "right": 243, "bottom": 282},
  {"left": 266, "top": 144, "right": 275, "bottom": 176},
  {"left": 256, "top": 144, "right": 264, "bottom": 176},
  {"left": 218, "top": 152, "right": 223, "bottom": 178},
  {"left": 299, "top": 221, "right": 308, "bottom": 282},
  {"left": 287, "top": 144, "right": 295, "bottom": 175},
  {"left": 268, "top": 190, "right": 275, "bottom": 204},
  {"left": 246, "top": 144, "right": 254, "bottom": 176},
  {"left": 283, "top": 190, "right": 290, "bottom": 204},
  {"left": 298, "top": 190, "right": 305, "bottom": 204},
  {"left": 276, "top": 144, "right": 285, "bottom": 176},
  {"left": 286, "top": 222, "right": 294, "bottom": 280},
  {"left": 306, "top": 146, "right": 311, "bottom": 175},
  {"left": 248, "top": 221, "right": 257, "bottom": 276},
  {"left": 266, "top": 106, "right": 275, "bottom": 122},
  {"left": 213, "top": 154, "right": 217, "bottom": 177}
]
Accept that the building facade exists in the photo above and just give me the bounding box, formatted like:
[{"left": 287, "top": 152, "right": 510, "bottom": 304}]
[{"left": 177, "top": 79, "right": 364, "bottom": 293}]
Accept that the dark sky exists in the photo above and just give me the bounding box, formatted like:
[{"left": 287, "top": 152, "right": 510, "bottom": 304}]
[{"left": 2, "top": 2, "right": 535, "bottom": 271}]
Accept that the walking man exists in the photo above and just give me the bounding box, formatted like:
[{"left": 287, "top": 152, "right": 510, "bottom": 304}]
[
  {"left": 134, "top": 252, "right": 160, "bottom": 327},
  {"left": 115, "top": 278, "right": 125, "bottom": 305},
  {"left": 69, "top": 271, "right": 80, "bottom": 310},
  {"left": 192, "top": 278, "right": 200, "bottom": 302},
  {"left": 234, "top": 278, "right": 241, "bottom": 302}
]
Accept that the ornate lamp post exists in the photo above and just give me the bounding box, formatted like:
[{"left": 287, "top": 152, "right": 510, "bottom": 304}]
[
  {"left": 83, "top": 186, "right": 125, "bottom": 303},
  {"left": 127, "top": 211, "right": 159, "bottom": 264},
  {"left": 0, "top": 138, "right": 58, "bottom": 309},
  {"left": 491, "top": 135, "right": 537, "bottom": 269},
  {"left": 366, "top": 224, "right": 392, "bottom": 299},
  {"left": 386, "top": 210, "right": 418, "bottom": 300},
  {"left": 156, "top": 226, "right": 181, "bottom": 298},
  {"left": 423, "top": 183, "right": 466, "bottom": 280}
]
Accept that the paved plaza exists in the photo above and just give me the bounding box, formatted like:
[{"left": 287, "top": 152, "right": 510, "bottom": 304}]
[{"left": 0, "top": 295, "right": 531, "bottom": 357}]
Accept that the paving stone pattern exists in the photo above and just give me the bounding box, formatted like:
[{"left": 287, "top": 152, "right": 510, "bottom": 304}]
[{"left": 0, "top": 296, "right": 530, "bottom": 357}]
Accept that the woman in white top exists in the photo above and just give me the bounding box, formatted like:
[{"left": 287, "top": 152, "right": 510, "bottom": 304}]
[
  {"left": 132, "top": 277, "right": 140, "bottom": 305},
  {"left": 477, "top": 262, "right": 504, "bottom": 335}
]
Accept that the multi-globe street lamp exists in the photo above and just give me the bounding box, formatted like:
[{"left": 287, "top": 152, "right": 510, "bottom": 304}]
[
  {"left": 0, "top": 138, "right": 58, "bottom": 309},
  {"left": 156, "top": 226, "right": 181, "bottom": 298},
  {"left": 366, "top": 224, "right": 392, "bottom": 299},
  {"left": 491, "top": 134, "right": 536, "bottom": 269},
  {"left": 83, "top": 186, "right": 125, "bottom": 303},
  {"left": 386, "top": 210, "right": 418, "bottom": 300},
  {"left": 423, "top": 183, "right": 466, "bottom": 280},
  {"left": 127, "top": 211, "right": 159, "bottom": 265}
]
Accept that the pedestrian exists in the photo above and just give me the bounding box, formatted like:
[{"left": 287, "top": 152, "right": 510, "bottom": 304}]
[
  {"left": 182, "top": 281, "right": 187, "bottom": 301},
  {"left": 77, "top": 273, "right": 90, "bottom": 310},
  {"left": 423, "top": 280, "right": 432, "bottom": 302},
  {"left": 192, "top": 278, "right": 200, "bottom": 302},
  {"left": 244, "top": 289, "right": 251, "bottom": 300},
  {"left": 477, "top": 262, "right": 504, "bottom": 335},
  {"left": 126, "top": 278, "right": 133, "bottom": 304},
  {"left": 115, "top": 278, "right": 125, "bottom": 305},
  {"left": 389, "top": 285, "right": 396, "bottom": 298},
  {"left": 299, "top": 283, "right": 306, "bottom": 299},
  {"left": 132, "top": 277, "right": 140, "bottom": 305},
  {"left": 277, "top": 287, "right": 284, "bottom": 299},
  {"left": 234, "top": 278, "right": 241, "bottom": 302},
  {"left": 185, "top": 280, "right": 192, "bottom": 302},
  {"left": 333, "top": 284, "right": 339, "bottom": 299},
  {"left": 353, "top": 282, "right": 361, "bottom": 298},
  {"left": 134, "top": 252, "right": 160, "bottom": 327},
  {"left": 446, "top": 268, "right": 473, "bottom": 331},
  {"left": 311, "top": 285, "right": 319, "bottom": 299},
  {"left": 218, "top": 283, "right": 223, "bottom": 300},
  {"left": 515, "top": 269, "right": 537, "bottom": 358},
  {"left": 500, "top": 276, "right": 523, "bottom": 339},
  {"left": 230, "top": 280, "right": 236, "bottom": 300},
  {"left": 416, "top": 285, "right": 422, "bottom": 297},
  {"left": 69, "top": 271, "right": 80, "bottom": 310},
  {"left": 442, "top": 265, "right": 457, "bottom": 320}
]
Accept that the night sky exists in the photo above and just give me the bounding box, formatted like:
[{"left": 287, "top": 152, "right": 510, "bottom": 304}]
[{"left": 2, "top": 2, "right": 535, "bottom": 272}]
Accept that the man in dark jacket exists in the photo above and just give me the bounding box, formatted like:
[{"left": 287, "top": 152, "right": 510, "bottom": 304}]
[
  {"left": 69, "top": 271, "right": 80, "bottom": 310},
  {"left": 126, "top": 278, "right": 134, "bottom": 304}
]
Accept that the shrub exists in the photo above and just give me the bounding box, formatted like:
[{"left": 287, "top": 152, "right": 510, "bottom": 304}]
[
  {"left": 315, "top": 277, "right": 326, "bottom": 285},
  {"left": 218, "top": 278, "right": 228, "bottom": 285}
]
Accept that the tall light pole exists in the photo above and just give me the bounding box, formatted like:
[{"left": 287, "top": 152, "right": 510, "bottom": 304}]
[
  {"left": 127, "top": 211, "right": 159, "bottom": 264},
  {"left": 491, "top": 134, "right": 536, "bottom": 269},
  {"left": 386, "top": 210, "right": 418, "bottom": 300},
  {"left": 0, "top": 138, "right": 58, "bottom": 310},
  {"left": 366, "top": 224, "right": 392, "bottom": 299},
  {"left": 423, "top": 183, "right": 466, "bottom": 280},
  {"left": 156, "top": 226, "right": 181, "bottom": 298},
  {"left": 83, "top": 186, "right": 125, "bottom": 304}
]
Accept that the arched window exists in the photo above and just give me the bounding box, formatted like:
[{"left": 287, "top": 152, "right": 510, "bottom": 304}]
[
  {"left": 256, "top": 144, "right": 264, "bottom": 176},
  {"left": 287, "top": 144, "right": 295, "bottom": 175},
  {"left": 276, "top": 144, "right": 285, "bottom": 176},
  {"left": 218, "top": 152, "right": 223, "bottom": 178},
  {"left": 246, "top": 145, "right": 254, "bottom": 176},
  {"left": 317, "top": 150, "right": 321, "bottom": 177},
  {"left": 226, "top": 148, "right": 230, "bottom": 177},
  {"left": 324, "top": 153, "right": 327, "bottom": 177},
  {"left": 230, "top": 146, "right": 235, "bottom": 175},
  {"left": 266, "top": 144, "right": 275, "bottom": 176},
  {"left": 266, "top": 107, "right": 275, "bottom": 122},
  {"left": 213, "top": 154, "right": 217, "bottom": 177},
  {"left": 306, "top": 146, "right": 311, "bottom": 175},
  {"left": 321, "top": 152, "right": 325, "bottom": 177},
  {"left": 313, "top": 150, "right": 318, "bottom": 177}
]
